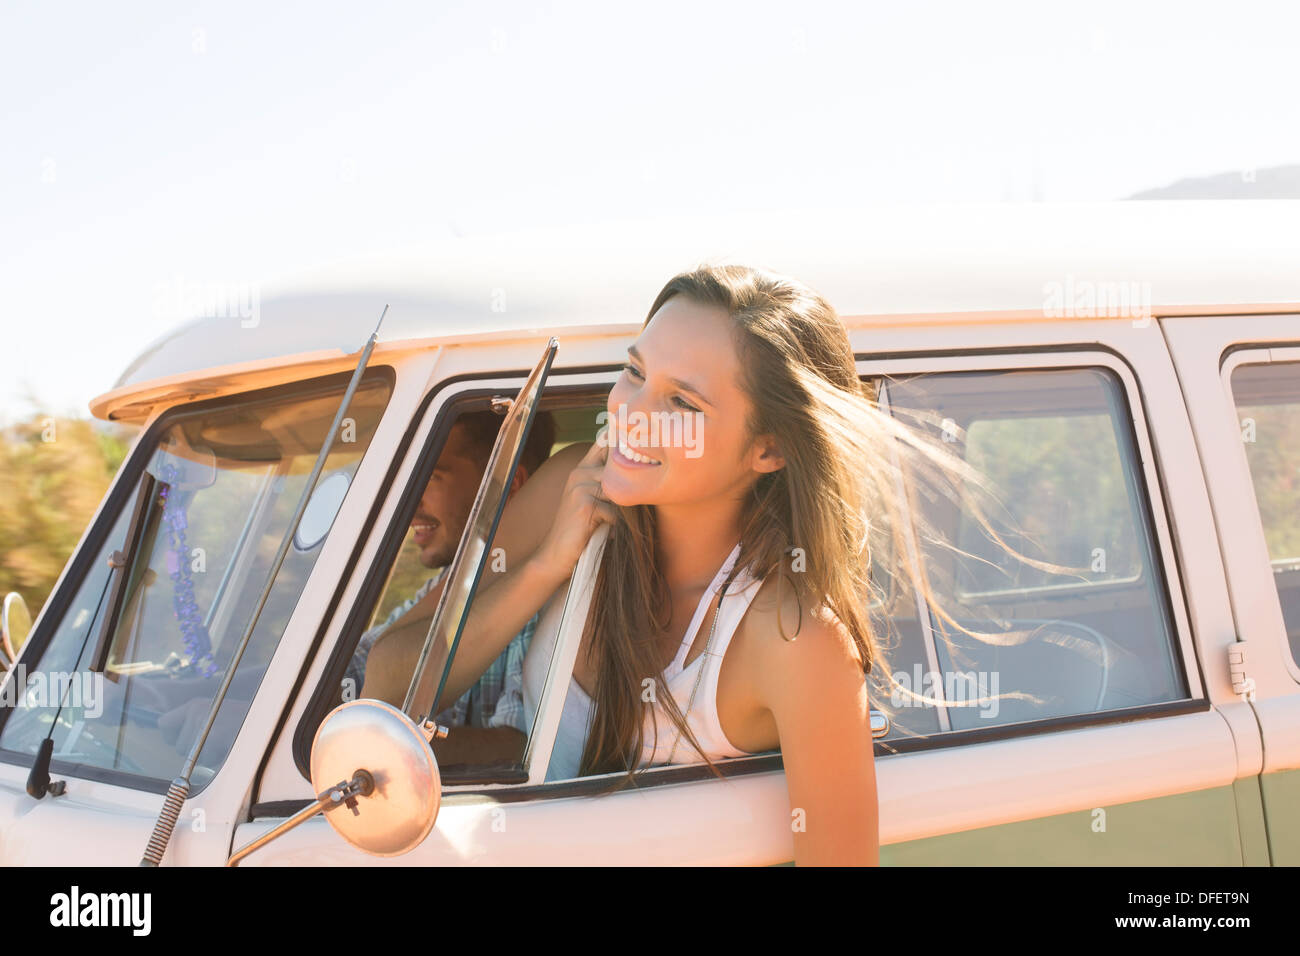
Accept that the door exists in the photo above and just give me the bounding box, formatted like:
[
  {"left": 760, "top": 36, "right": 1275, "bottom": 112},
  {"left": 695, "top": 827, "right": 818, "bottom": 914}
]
[
  {"left": 238, "top": 343, "right": 799, "bottom": 866},
  {"left": 1164, "top": 313, "right": 1300, "bottom": 865},
  {"left": 864, "top": 346, "right": 1248, "bottom": 863}
]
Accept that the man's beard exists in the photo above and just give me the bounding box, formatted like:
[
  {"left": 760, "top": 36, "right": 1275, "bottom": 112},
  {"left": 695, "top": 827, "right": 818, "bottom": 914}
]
[{"left": 421, "top": 541, "right": 456, "bottom": 569}]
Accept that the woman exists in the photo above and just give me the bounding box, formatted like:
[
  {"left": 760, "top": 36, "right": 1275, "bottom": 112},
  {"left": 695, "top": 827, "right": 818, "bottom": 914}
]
[{"left": 375, "top": 263, "right": 1031, "bottom": 866}]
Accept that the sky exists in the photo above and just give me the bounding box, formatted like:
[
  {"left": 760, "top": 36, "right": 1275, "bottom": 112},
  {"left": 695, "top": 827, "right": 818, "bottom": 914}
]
[{"left": 2, "top": 0, "right": 1299, "bottom": 419}]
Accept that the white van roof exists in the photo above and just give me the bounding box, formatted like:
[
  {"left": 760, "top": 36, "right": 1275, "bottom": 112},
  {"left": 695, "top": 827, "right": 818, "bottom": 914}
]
[{"left": 95, "top": 201, "right": 1300, "bottom": 422}]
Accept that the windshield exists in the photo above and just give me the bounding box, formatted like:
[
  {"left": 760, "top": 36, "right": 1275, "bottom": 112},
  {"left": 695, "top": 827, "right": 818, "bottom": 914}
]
[{"left": 0, "top": 372, "right": 392, "bottom": 790}]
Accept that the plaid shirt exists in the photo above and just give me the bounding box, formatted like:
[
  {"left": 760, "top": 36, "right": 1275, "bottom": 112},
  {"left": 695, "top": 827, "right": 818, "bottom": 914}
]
[{"left": 344, "top": 569, "right": 537, "bottom": 734}]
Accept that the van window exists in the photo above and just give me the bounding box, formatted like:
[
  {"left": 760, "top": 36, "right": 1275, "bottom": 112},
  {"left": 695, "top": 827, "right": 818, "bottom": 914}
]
[
  {"left": 881, "top": 366, "right": 1188, "bottom": 733},
  {"left": 1229, "top": 360, "right": 1300, "bottom": 666},
  {"left": 329, "top": 396, "right": 591, "bottom": 783},
  {"left": 0, "top": 373, "right": 392, "bottom": 790}
]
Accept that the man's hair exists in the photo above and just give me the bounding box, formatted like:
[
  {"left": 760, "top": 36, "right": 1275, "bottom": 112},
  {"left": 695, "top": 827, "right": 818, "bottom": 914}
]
[{"left": 452, "top": 408, "right": 557, "bottom": 476}]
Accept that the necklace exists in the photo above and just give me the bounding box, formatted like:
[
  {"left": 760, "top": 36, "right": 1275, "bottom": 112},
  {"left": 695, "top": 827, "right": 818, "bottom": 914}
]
[{"left": 663, "top": 575, "right": 731, "bottom": 767}]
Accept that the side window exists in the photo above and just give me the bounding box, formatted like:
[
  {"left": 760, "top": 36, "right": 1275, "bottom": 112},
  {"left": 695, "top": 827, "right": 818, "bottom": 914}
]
[
  {"left": 955, "top": 412, "right": 1142, "bottom": 594},
  {"left": 330, "top": 394, "right": 603, "bottom": 782},
  {"left": 881, "top": 366, "right": 1189, "bottom": 735},
  {"left": 1229, "top": 360, "right": 1300, "bottom": 666}
]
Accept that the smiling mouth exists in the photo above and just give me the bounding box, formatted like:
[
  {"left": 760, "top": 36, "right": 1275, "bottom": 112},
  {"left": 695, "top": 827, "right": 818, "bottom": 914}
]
[
  {"left": 411, "top": 519, "right": 440, "bottom": 537},
  {"left": 613, "top": 435, "right": 662, "bottom": 466}
]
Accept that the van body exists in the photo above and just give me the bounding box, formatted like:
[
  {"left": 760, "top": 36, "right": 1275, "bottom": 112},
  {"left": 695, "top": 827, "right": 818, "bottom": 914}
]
[{"left": 1, "top": 202, "right": 1297, "bottom": 866}]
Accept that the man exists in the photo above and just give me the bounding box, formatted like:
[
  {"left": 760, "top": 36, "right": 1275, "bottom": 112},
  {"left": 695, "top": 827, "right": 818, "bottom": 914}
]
[{"left": 343, "top": 408, "right": 556, "bottom": 767}]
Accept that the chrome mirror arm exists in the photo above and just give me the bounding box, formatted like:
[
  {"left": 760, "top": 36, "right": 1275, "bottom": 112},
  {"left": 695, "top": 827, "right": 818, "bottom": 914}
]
[{"left": 227, "top": 771, "right": 376, "bottom": 867}]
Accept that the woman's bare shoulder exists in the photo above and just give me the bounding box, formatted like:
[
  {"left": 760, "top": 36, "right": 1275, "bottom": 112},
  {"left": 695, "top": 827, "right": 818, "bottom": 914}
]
[{"left": 741, "top": 575, "right": 867, "bottom": 694}]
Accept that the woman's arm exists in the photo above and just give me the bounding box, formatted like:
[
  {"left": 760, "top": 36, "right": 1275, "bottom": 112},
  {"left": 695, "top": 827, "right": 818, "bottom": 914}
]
[
  {"left": 363, "top": 434, "right": 615, "bottom": 706},
  {"left": 751, "top": 603, "right": 880, "bottom": 866},
  {"left": 360, "top": 550, "right": 568, "bottom": 705}
]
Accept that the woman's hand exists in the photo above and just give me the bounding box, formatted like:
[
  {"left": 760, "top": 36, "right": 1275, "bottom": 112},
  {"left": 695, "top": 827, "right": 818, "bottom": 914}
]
[
  {"left": 368, "top": 437, "right": 610, "bottom": 708},
  {"left": 528, "top": 426, "right": 619, "bottom": 575}
]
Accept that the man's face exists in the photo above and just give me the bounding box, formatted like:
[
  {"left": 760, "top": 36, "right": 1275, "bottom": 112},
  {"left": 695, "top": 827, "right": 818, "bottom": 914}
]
[{"left": 410, "top": 425, "right": 486, "bottom": 568}]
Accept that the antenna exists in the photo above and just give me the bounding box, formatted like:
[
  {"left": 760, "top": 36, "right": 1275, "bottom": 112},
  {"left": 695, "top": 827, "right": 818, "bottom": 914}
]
[{"left": 138, "top": 304, "right": 388, "bottom": 866}]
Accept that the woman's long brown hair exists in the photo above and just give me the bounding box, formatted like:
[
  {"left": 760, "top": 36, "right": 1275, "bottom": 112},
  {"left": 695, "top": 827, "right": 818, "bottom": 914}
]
[{"left": 577, "top": 263, "right": 1083, "bottom": 788}]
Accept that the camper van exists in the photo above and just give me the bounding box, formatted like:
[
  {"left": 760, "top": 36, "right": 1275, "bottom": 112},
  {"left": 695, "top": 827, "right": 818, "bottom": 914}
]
[{"left": 1, "top": 203, "right": 1297, "bottom": 866}]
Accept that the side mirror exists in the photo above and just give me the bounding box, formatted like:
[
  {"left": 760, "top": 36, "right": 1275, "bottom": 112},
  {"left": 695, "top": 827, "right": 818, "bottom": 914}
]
[
  {"left": 2, "top": 592, "right": 32, "bottom": 667},
  {"left": 294, "top": 470, "right": 351, "bottom": 551},
  {"left": 227, "top": 699, "right": 442, "bottom": 865}
]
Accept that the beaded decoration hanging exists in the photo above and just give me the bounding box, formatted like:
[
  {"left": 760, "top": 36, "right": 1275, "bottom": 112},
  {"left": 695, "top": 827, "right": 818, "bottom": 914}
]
[{"left": 156, "top": 462, "right": 217, "bottom": 677}]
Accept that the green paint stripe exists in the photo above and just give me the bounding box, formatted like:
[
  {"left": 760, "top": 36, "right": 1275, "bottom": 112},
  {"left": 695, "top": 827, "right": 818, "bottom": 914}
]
[
  {"left": 770, "top": 769, "right": 1300, "bottom": 866},
  {"left": 1233, "top": 775, "right": 1272, "bottom": 866},
  {"left": 878, "top": 784, "right": 1243, "bottom": 866},
  {"left": 1259, "top": 766, "right": 1300, "bottom": 866}
]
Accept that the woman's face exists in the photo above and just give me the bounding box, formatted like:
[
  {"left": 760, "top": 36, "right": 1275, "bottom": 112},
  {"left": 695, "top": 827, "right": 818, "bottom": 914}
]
[{"left": 600, "top": 295, "right": 782, "bottom": 508}]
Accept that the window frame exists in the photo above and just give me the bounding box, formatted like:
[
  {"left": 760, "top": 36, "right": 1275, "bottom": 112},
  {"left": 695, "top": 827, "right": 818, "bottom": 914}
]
[
  {"left": 1220, "top": 345, "right": 1300, "bottom": 683},
  {"left": 290, "top": 366, "right": 620, "bottom": 786},
  {"left": 860, "top": 347, "right": 1204, "bottom": 740}
]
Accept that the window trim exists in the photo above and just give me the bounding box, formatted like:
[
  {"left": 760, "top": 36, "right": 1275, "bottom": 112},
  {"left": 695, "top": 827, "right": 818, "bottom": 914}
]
[
  {"left": 0, "top": 365, "right": 397, "bottom": 796},
  {"left": 289, "top": 366, "right": 620, "bottom": 784},
  {"left": 1220, "top": 346, "right": 1300, "bottom": 683}
]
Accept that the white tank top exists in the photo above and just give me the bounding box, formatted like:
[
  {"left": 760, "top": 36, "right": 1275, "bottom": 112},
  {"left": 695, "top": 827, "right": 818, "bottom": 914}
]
[{"left": 536, "top": 541, "right": 763, "bottom": 782}]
